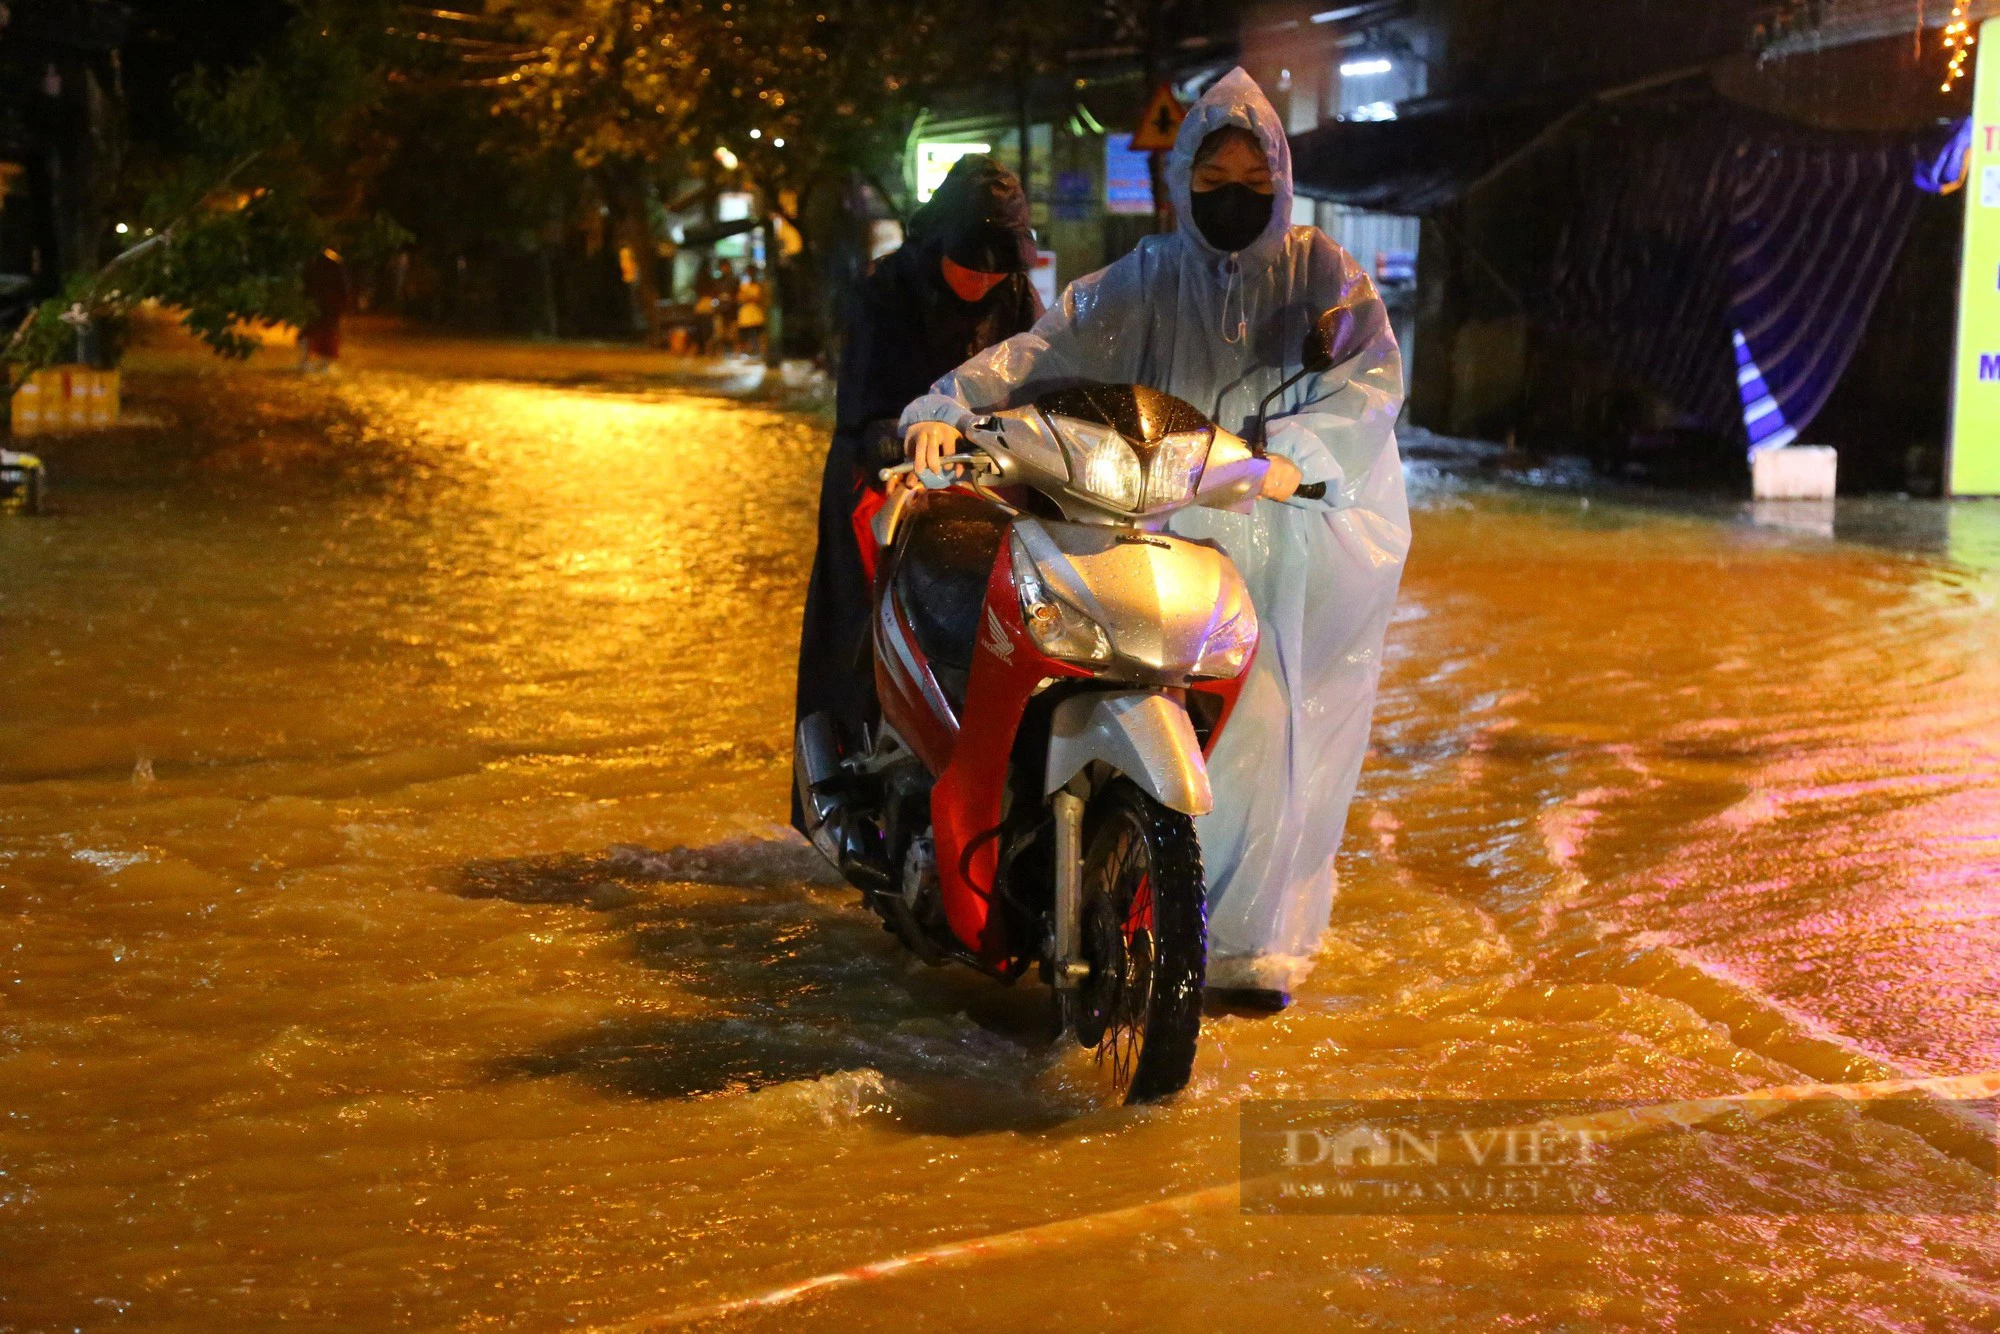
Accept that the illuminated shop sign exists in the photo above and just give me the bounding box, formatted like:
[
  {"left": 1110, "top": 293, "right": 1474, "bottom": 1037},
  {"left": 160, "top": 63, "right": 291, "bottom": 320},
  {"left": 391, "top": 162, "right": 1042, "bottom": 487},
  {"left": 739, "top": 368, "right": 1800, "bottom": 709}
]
[
  {"left": 1104, "top": 134, "right": 1156, "bottom": 216},
  {"left": 1951, "top": 20, "right": 2000, "bottom": 495},
  {"left": 915, "top": 142, "right": 991, "bottom": 204}
]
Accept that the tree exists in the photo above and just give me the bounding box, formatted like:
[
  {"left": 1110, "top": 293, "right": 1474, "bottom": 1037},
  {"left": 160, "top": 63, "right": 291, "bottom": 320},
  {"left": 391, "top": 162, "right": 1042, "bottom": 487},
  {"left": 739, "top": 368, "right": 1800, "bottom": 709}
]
[
  {"left": 7, "top": 0, "right": 413, "bottom": 369},
  {"left": 473, "top": 0, "right": 707, "bottom": 332},
  {"left": 677, "top": 0, "right": 955, "bottom": 359},
  {"left": 470, "top": 0, "right": 1017, "bottom": 355}
]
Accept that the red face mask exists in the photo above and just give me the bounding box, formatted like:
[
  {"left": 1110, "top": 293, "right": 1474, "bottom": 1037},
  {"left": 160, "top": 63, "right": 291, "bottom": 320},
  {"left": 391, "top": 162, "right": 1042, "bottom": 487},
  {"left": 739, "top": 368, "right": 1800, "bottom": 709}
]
[{"left": 941, "top": 255, "right": 1009, "bottom": 303}]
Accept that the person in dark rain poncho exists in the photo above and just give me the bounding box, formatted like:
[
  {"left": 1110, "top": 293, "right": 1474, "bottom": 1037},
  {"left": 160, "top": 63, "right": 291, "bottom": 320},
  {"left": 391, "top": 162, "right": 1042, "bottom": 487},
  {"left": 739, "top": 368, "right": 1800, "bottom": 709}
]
[
  {"left": 901, "top": 71, "right": 1410, "bottom": 1012},
  {"left": 790, "top": 155, "right": 1043, "bottom": 832}
]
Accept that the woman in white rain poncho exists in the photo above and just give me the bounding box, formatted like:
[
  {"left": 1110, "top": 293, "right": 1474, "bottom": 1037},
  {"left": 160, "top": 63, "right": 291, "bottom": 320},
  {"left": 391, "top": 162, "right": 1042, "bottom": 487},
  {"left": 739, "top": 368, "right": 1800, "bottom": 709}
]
[{"left": 899, "top": 68, "right": 1409, "bottom": 1007}]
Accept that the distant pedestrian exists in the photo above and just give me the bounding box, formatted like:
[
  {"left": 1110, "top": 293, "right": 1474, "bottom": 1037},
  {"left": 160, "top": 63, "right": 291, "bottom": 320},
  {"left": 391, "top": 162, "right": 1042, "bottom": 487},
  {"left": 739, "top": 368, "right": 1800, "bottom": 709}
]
[
  {"left": 736, "top": 264, "right": 767, "bottom": 359},
  {"left": 300, "top": 248, "right": 350, "bottom": 374},
  {"left": 713, "top": 259, "right": 739, "bottom": 355},
  {"left": 689, "top": 263, "right": 718, "bottom": 355}
]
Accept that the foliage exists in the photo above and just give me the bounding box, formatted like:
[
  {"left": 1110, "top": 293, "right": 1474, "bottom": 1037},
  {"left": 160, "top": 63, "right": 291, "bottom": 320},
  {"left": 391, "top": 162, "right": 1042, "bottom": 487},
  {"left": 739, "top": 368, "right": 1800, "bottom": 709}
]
[
  {"left": 483, "top": 0, "right": 702, "bottom": 170},
  {"left": 683, "top": 0, "right": 949, "bottom": 210},
  {"left": 476, "top": 0, "right": 992, "bottom": 228},
  {"left": 9, "top": 0, "right": 1152, "bottom": 368},
  {"left": 6, "top": 0, "right": 409, "bottom": 371},
  {"left": 128, "top": 202, "right": 411, "bottom": 359},
  {"left": 7, "top": 275, "right": 124, "bottom": 371}
]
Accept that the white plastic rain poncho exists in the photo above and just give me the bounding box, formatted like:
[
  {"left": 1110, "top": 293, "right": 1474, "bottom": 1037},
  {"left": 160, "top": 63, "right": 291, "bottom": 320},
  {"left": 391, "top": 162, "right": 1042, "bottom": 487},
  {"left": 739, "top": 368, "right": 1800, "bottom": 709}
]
[{"left": 900, "top": 68, "right": 1409, "bottom": 993}]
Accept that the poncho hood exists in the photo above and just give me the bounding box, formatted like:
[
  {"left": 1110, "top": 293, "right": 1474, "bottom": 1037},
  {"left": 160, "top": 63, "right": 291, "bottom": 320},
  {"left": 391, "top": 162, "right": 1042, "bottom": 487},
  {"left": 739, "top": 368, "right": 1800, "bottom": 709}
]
[
  {"left": 907, "top": 154, "right": 1039, "bottom": 274},
  {"left": 1168, "top": 66, "right": 1296, "bottom": 269}
]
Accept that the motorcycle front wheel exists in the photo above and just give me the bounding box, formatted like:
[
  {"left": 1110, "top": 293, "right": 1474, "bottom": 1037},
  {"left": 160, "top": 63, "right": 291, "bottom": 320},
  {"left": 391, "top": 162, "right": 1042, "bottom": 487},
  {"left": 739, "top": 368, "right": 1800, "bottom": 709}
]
[{"left": 1072, "top": 779, "right": 1207, "bottom": 1105}]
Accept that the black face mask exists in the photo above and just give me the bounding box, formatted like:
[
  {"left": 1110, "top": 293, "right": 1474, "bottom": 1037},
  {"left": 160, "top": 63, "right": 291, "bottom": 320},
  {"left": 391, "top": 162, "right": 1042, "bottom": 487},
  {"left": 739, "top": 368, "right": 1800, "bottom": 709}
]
[{"left": 1190, "top": 182, "right": 1274, "bottom": 253}]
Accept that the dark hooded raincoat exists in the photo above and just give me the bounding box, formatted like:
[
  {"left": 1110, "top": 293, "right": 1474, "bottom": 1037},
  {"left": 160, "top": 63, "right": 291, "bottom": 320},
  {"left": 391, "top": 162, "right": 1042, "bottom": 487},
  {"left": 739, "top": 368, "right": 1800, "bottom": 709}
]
[{"left": 791, "top": 156, "right": 1042, "bottom": 832}]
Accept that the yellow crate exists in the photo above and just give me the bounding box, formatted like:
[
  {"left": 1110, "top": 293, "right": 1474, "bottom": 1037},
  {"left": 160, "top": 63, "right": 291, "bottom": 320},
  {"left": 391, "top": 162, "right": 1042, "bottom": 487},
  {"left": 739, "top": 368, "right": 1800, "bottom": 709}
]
[{"left": 12, "top": 366, "right": 119, "bottom": 435}]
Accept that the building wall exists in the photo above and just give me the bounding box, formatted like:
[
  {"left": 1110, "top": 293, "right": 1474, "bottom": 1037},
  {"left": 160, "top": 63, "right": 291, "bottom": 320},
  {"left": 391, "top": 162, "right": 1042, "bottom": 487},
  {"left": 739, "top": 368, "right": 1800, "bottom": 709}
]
[
  {"left": 1243, "top": 5, "right": 1435, "bottom": 399},
  {"left": 1410, "top": 14, "right": 1974, "bottom": 485},
  {"left": 1318, "top": 41, "right": 1423, "bottom": 305},
  {"left": 1441, "top": 0, "right": 1769, "bottom": 99},
  {"left": 0, "top": 6, "right": 128, "bottom": 314}
]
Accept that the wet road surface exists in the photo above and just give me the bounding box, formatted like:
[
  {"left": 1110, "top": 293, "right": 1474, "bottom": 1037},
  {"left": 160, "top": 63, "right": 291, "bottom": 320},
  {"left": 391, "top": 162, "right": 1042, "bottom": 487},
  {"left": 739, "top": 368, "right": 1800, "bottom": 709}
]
[{"left": 4, "top": 327, "right": 2000, "bottom": 1329}]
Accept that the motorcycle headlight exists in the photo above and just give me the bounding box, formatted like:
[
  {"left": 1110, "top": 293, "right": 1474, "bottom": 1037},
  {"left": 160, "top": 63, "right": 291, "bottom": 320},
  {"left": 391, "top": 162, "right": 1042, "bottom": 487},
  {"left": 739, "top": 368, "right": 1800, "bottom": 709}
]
[
  {"left": 1147, "top": 429, "right": 1214, "bottom": 509},
  {"left": 1049, "top": 415, "right": 1143, "bottom": 511},
  {"left": 1010, "top": 538, "right": 1112, "bottom": 664},
  {"left": 1193, "top": 606, "right": 1257, "bottom": 680},
  {"left": 1048, "top": 416, "right": 1213, "bottom": 513}
]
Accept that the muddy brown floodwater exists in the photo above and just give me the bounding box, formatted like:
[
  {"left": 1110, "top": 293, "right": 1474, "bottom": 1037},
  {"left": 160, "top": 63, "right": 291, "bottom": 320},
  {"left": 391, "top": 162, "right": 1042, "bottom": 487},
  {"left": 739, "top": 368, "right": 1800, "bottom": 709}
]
[{"left": 5, "top": 328, "right": 2000, "bottom": 1330}]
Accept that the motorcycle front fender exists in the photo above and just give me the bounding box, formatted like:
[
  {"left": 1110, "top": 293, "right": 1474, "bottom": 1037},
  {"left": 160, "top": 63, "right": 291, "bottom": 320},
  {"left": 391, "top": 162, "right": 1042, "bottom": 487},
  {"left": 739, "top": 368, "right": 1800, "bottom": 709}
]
[{"left": 1044, "top": 690, "right": 1214, "bottom": 817}]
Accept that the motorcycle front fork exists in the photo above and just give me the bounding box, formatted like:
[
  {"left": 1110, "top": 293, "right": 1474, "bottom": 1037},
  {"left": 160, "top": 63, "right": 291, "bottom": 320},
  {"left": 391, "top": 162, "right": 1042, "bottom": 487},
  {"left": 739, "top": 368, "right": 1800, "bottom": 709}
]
[{"left": 1051, "top": 778, "right": 1091, "bottom": 1010}]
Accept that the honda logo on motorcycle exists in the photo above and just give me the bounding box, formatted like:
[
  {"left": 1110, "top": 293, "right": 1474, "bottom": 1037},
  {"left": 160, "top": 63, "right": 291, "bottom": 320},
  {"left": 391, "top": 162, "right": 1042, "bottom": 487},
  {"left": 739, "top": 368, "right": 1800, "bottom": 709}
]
[{"left": 982, "top": 605, "right": 1015, "bottom": 663}]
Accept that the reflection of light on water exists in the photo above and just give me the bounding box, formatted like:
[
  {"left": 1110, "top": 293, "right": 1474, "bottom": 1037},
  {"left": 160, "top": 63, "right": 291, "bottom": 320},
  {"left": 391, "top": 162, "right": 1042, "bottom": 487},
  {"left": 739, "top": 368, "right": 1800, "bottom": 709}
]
[
  {"left": 11, "top": 344, "right": 2000, "bottom": 1329},
  {"left": 1948, "top": 499, "right": 2000, "bottom": 572},
  {"left": 1749, "top": 499, "right": 1834, "bottom": 538},
  {"left": 342, "top": 376, "right": 832, "bottom": 755}
]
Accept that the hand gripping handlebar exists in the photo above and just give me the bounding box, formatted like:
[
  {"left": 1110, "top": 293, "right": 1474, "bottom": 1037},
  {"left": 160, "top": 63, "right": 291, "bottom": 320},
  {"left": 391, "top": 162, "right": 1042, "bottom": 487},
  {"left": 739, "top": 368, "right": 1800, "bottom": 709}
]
[
  {"left": 878, "top": 451, "right": 999, "bottom": 490},
  {"left": 880, "top": 443, "right": 1325, "bottom": 501}
]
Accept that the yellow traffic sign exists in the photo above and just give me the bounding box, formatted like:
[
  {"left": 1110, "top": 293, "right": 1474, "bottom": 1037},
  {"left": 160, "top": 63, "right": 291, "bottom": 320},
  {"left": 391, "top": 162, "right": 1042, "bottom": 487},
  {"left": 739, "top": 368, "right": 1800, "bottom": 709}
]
[{"left": 1130, "top": 83, "right": 1186, "bottom": 152}]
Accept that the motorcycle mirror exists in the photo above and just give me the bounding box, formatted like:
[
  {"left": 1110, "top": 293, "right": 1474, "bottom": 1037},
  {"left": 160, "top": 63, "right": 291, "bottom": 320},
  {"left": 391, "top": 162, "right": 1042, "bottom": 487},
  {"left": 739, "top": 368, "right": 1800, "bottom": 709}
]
[
  {"left": 1252, "top": 306, "right": 1347, "bottom": 452},
  {"left": 1300, "top": 308, "right": 1341, "bottom": 375}
]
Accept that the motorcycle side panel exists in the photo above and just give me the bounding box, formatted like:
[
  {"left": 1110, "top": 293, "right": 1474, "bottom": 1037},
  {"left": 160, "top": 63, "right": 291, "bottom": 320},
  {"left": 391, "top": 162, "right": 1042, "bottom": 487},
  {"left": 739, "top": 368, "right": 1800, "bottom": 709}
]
[
  {"left": 1044, "top": 690, "right": 1214, "bottom": 817},
  {"left": 930, "top": 531, "right": 1093, "bottom": 964},
  {"left": 873, "top": 551, "right": 961, "bottom": 778},
  {"left": 1190, "top": 650, "right": 1253, "bottom": 759}
]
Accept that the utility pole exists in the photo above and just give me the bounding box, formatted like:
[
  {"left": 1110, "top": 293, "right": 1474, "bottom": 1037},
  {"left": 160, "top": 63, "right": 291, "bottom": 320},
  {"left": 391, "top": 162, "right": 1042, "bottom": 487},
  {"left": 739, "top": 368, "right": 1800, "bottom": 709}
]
[
  {"left": 762, "top": 213, "right": 783, "bottom": 370},
  {"left": 1143, "top": 0, "right": 1172, "bottom": 233},
  {"left": 1017, "top": 33, "right": 1034, "bottom": 196}
]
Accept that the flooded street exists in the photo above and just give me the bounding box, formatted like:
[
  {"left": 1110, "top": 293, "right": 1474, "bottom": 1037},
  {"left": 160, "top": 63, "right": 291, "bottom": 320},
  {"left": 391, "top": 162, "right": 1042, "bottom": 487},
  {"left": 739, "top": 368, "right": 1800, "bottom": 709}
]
[{"left": 5, "top": 329, "right": 2000, "bottom": 1329}]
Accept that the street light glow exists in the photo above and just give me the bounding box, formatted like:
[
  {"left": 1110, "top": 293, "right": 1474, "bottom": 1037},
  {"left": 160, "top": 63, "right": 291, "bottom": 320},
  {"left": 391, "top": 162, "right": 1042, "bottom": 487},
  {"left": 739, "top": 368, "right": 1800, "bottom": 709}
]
[
  {"left": 714, "top": 144, "right": 739, "bottom": 170},
  {"left": 749, "top": 128, "right": 761, "bottom": 139},
  {"left": 114, "top": 223, "right": 129, "bottom": 235},
  {"left": 915, "top": 141, "right": 991, "bottom": 202}
]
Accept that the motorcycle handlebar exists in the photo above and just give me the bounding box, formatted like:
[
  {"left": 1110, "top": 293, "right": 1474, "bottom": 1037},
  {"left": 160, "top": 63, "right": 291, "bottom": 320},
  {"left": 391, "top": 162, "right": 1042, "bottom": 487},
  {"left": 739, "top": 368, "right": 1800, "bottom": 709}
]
[
  {"left": 878, "top": 433, "right": 1324, "bottom": 502},
  {"left": 877, "top": 450, "right": 999, "bottom": 486}
]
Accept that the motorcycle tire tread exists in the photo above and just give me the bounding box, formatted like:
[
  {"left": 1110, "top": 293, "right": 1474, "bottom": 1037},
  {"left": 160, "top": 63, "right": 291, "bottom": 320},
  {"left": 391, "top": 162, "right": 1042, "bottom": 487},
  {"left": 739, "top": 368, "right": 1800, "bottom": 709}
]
[{"left": 1095, "top": 780, "right": 1207, "bottom": 1105}]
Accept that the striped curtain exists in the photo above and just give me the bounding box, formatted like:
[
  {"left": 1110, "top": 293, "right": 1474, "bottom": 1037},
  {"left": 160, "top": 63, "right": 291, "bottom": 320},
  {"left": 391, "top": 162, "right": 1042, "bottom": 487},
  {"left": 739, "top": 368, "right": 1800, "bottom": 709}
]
[
  {"left": 1545, "top": 99, "right": 1933, "bottom": 457},
  {"left": 1728, "top": 138, "right": 1922, "bottom": 455}
]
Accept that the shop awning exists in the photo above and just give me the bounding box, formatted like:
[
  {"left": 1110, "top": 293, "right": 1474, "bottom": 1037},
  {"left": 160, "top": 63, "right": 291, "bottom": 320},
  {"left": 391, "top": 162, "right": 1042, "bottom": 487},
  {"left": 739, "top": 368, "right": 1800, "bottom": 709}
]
[
  {"left": 674, "top": 217, "right": 762, "bottom": 251},
  {"left": 1757, "top": 0, "right": 2000, "bottom": 60},
  {"left": 1287, "top": 96, "right": 1576, "bottom": 216}
]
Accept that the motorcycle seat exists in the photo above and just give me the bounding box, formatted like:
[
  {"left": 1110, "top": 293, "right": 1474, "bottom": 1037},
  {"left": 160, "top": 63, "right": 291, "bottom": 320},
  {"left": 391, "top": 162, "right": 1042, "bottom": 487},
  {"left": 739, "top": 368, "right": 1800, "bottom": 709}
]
[{"left": 892, "top": 492, "right": 1011, "bottom": 691}]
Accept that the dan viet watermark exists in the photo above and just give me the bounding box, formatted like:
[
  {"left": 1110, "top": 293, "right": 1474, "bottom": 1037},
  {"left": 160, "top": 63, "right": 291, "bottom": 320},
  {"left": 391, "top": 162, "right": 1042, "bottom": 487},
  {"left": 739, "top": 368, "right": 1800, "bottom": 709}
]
[{"left": 1240, "top": 1099, "right": 1999, "bottom": 1216}]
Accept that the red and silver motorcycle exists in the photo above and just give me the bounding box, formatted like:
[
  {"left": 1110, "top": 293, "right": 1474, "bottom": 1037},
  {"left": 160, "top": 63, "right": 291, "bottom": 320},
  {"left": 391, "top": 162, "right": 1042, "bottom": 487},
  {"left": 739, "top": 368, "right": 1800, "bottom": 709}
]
[{"left": 796, "top": 319, "right": 1337, "bottom": 1103}]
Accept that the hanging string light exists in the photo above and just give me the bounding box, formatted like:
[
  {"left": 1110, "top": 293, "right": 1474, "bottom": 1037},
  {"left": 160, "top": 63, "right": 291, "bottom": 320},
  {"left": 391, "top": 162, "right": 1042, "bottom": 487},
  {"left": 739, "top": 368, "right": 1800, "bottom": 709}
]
[{"left": 1943, "top": 1, "right": 1975, "bottom": 94}]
